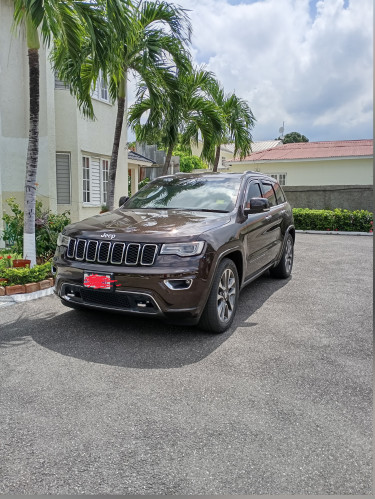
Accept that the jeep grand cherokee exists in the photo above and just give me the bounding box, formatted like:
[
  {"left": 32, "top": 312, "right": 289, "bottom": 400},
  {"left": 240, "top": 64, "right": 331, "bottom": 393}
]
[{"left": 53, "top": 172, "right": 294, "bottom": 333}]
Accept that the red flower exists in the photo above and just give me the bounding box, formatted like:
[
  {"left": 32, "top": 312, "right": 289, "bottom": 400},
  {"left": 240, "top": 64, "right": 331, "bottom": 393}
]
[
  {"left": 6, "top": 255, "right": 12, "bottom": 259},
  {"left": 371, "top": 221, "right": 373, "bottom": 225},
  {"left": 370, "top": 229, "right": 373, "bottom": 233},
  {"left": 0, "top": 256, "right": 3, "bottom": 260}
]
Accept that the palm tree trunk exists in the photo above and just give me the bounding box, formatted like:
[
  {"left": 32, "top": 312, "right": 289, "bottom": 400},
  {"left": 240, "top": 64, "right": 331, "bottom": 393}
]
[
  {"left": 108, "top": 76, "right": 126, "bottom": 211},
  {"left": 212, "top": 145, "right": 221, "bottom": 172},
  {"left": 162, "top": 145, "right": 174, "bottom": 176},
  {"left": 23, "top": 19, "right": 40, "bottom": 268}
]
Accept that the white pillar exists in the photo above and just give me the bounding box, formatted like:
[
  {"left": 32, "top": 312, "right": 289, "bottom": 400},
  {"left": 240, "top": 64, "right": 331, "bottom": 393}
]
[{"left": 130, "top": 166, "right": 139, "bottom": 195}]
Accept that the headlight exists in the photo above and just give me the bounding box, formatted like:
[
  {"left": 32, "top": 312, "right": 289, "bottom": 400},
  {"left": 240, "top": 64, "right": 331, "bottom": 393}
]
[
  {"left": 160, "top": 241, "right": 205, "bottom": 257},
  {"left": 57, "top": 233, "right": 70, "bottom": 247}
]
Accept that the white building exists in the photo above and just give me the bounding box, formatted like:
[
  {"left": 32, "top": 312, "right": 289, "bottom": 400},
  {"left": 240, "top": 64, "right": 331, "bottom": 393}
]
[{"left": 0, "top": 0, "right": 128, "bottom": 246}]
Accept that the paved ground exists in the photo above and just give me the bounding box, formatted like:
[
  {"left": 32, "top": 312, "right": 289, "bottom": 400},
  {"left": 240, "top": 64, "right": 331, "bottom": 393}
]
[{"left": 0, "top": 234, "right": 372, "bottom": 494}]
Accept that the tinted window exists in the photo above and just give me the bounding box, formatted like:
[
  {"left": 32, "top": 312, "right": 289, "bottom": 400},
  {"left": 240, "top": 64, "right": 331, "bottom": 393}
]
[
  {"left": 125, "top": 176, "right": 241, "bottom": 212},
  {"left": 273, "top": 183, "right": 286, "bottom": 204},
  {"left": 245, "top": 182, "right": 263, "bottom": 208},
  {"left": 261, "top": 183, "right": 276, "bottom": 207}
]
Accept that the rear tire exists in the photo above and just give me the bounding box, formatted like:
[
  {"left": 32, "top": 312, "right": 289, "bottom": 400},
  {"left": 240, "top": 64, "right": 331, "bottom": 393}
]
[
  {"left": 199, "top": 258, "right": 239, "bottom": 334},
  {"left": 270, "top": 233, "right": 294, "bottom": 279}
]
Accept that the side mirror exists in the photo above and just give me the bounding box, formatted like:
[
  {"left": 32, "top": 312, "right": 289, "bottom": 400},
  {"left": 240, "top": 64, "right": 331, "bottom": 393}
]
[
  {"left": 244, "top": 197, "right": 270, "bottom": 215},
  {"left": 119, "top": 195, "right": 129, "bottom": 207}
]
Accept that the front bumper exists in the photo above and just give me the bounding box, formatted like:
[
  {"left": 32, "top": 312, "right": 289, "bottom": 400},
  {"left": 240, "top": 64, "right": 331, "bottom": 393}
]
[{"left": 53, "top": 259, "right": 212, "bottom": 325}]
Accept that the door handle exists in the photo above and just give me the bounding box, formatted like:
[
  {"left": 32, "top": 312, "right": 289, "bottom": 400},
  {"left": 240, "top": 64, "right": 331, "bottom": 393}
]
[{"left": 265, "top": 215, "right": 272, "bottom": 221}]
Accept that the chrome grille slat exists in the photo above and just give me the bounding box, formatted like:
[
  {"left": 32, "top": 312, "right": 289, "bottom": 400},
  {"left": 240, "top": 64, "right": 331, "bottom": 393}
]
[
  {"left": 67, "top": 238, "right": 76, "bottom": 258},
  {"left": 86, "top": 240, "right": 98, "bottom": 262},
  {"left": 66, "top": 238, "right": 157, "bottom": 266},
  {"left": 141, "top": 244, "right": 158, "bottom": 266},
  {"left": 75, "top": 239, "right": 87, "bottom": 260},
  {"left": 110, "top": 242, "right": 126, "bottom": 264},
  {"left": 125, "top": 243, "right": 140, "bottom": 265},
  {"left": 97, "top": 241, "right": 111, "bottom": 263}
]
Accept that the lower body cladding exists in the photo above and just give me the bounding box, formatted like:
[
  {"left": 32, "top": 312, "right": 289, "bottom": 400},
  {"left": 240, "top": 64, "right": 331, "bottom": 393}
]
[{"left": 54, "top": 265, "right": 207, "bottom": 326}]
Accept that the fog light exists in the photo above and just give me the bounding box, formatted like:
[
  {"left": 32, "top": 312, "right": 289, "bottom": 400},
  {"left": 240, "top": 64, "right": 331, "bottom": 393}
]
[{"left": 164, "top": 279, "right": 193, "bottom": 290}]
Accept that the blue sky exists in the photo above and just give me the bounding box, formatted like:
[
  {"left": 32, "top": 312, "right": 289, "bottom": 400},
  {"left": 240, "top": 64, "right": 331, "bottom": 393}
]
[{"left": 128, "top": 0, "right": 373, "bottom": 143}]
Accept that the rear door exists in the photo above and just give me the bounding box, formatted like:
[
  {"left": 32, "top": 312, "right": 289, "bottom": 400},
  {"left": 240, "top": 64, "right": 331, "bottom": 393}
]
[
  {"left": 259, "top": 181, "right": 283, "bottom": 262},
  {"left": 241, "top": 180, "right": 275, "bottom": 278}
]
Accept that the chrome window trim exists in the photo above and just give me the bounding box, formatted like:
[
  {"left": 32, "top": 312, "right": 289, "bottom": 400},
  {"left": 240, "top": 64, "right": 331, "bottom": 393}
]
[
  {"left": 110, "top": 242, "right": 126, "bottom": 265},
  {"left": 125, "top": 243, "right": 140, "bottom": 265},
  {"left": 140, "top": 244, "right": 158, "bottom": 266}
]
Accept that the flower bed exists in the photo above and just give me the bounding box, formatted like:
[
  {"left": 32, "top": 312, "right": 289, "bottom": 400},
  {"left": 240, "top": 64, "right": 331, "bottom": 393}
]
[{"left": 0, "top": 258, "right": 54, "bottom": 296}]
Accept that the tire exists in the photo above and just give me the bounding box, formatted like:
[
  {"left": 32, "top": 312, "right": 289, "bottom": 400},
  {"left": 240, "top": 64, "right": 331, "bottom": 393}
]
[
  {"left": 199, "top": 258, "right": 239, "bottom": 334},
  {"left": 270, "top": 233, "right": 294, "bottom": 279}
]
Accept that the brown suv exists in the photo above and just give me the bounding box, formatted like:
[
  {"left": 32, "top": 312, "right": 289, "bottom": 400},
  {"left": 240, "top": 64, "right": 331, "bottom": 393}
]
[{"left": 53, "top": 172, "right": 294, "bottom": 333}]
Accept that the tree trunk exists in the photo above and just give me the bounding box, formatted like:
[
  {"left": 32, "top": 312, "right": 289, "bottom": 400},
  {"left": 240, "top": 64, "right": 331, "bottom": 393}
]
[
  {"left": 212, "top": 145, "right": 221, "bottom": 172},
  {"left": 162, "top": 145, "right": 174, "bottom": 176},
  {"left": 23, "top": 47, "right": 39, "bottom": 268},
  {"left": 108, "top": 77, "right": 126, "bottom": 211}
]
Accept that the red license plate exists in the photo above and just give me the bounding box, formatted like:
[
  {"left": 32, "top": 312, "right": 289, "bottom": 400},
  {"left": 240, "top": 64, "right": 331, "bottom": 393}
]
[{"left": 83, "top": 273, "right": 116, "bottom": 290}]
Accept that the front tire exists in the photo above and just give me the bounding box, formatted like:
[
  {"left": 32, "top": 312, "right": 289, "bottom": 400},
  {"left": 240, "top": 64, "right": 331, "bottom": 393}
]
[
  {"left": 270, "top": 233, "right": 294, "bottom": 279},
  {"left": 199, "top": 258, "right": 239, "bottom": 334}
]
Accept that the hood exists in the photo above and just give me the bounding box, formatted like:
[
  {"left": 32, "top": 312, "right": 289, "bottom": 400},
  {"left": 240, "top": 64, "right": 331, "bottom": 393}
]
[{"left": 64, "top": 208, "right": 231, "bottom": 242}]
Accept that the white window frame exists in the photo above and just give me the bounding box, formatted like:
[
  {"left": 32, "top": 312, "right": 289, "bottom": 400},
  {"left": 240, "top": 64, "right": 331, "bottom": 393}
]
[
  {"left": 91, "top": 70, "right": 110, "bottom": 104},
  {"left": 82, "top": 156, "right": 91, "bottom": 204},
  {"left": 265, "top": 172, "right": 287, "bottom": 186},
  {"left": 101, "top": 159, "right": 110, "bottom": 205}
]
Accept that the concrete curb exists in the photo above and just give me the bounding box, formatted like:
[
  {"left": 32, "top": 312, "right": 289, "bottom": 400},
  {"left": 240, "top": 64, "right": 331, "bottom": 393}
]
[
  {"left": 296, "top": 230, "right": 373, "bottom": 236},
  {"left": 0, "top": 286, "right": 55, "bottom": 303}
]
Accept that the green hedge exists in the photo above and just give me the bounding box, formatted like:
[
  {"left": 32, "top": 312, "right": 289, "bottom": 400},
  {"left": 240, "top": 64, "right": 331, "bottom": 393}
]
[
  {"left": 293, "top": 208, "right": 373, "bottom": 232},
  {"left": 0, "top": 261, "right": 52, "bottom": 286}
]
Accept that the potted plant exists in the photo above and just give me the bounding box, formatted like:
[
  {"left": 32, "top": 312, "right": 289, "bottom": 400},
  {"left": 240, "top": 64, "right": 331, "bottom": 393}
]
[{"left": 100, "top": 204, "right": 109, "bottom": 214}]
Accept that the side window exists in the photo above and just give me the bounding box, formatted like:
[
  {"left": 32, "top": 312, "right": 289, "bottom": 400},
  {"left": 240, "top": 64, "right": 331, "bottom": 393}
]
[
  {"left": 261, "top": 182, "right": 276, "bottom": 208},
  {"left": 245, "top": 182, "right": 262, "bottom": 208},
  {"left": 273, "top": 182, "right": 286, "bottom": 204}
]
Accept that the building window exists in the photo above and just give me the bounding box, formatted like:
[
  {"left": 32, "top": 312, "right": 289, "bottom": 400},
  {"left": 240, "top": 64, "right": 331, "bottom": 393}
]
[
  {"left": 265, "top": 173, "right": 287, "bottom": 185},
  {"left": 101, "top": 159, "right": 109, "bottom": 205},
  {"left": 54, "top": 72, "right": 69, "bottom": 90},
  {"left": 83, "top": 157, "right": 90, "bottom": 203},
  {"left": 91, "top": 71, "right": 110, "bottom": 103},
  {"left": 56, "top": 153, "right": 71, "bottom": 204}
]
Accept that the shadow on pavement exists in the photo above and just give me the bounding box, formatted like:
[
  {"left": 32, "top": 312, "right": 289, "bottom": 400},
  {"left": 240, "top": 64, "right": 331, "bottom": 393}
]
[{"left": 0, "top": 272, "right": 290, "bottom": 369}]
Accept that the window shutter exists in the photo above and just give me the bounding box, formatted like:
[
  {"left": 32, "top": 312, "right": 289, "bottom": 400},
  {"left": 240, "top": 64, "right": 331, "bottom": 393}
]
[
  {"left": 90, "top": 157, "right": 101, "bottom": 205},
  {"left": 56, "top": 154, "right": 71, "bottom": 204},
  {"left": 55, "top": 72, "right": 69, "bottom": 90}
]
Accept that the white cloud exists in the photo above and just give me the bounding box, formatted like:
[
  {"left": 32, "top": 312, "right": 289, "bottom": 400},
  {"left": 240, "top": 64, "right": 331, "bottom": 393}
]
[{"left": 128, "top": 0, "right": 373, "bottom": 142}]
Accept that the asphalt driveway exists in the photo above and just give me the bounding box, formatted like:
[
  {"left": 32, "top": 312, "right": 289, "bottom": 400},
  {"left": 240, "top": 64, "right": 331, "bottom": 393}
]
[{"left": 0, "top": 234, "right": 372, "bottom": 494}]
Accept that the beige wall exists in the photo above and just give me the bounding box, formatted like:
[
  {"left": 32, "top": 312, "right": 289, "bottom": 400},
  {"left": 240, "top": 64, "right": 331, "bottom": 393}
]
[
  {"left": 0, "top": 0, "right": 128, "bottom": 249},
  {"left": 228, "top": 157, "right": 373, "bottom": 185},
  {"left": 54, "top": 90, "right": 128, "bottom": 222}
]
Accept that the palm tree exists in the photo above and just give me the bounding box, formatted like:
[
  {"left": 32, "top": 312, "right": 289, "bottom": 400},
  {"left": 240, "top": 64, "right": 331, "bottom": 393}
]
[
  {"left": 129, "top": 65, "right": 225, "bottom": 176},
  {"left": 57, "top": 0, "right": 192, "bottom": 211},
  {"left": 12, "top": 0, "right": 107, "bottom": 266},
  {"left": 207, "top": 80, "right": 255, "bottom": 172}
]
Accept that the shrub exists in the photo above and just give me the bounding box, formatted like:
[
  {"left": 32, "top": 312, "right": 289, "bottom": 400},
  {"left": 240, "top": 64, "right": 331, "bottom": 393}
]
[
  {"left": 0, "top": 261, "right": 52, "bottom": 286},
  {"left": 293, "top": 208, "right": 373, "bottom": 232},
  {"left": 1, "top": 198, "right": 70, "bottom": 260}
]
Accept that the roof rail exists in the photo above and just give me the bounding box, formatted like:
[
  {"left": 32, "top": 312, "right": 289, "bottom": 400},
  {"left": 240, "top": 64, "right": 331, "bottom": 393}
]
[{"left": 244, "top": 170, "right": 263, "bottom": 174}]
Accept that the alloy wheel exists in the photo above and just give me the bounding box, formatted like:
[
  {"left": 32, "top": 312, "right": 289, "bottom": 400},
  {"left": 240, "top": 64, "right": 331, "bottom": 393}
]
[{"left": 217, "top": 268, "right": 236, "bottom": 322}]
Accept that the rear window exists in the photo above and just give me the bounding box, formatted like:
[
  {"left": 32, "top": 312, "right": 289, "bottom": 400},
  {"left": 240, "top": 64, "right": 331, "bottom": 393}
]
[
  {"left": 261, "top": 182, "right": 276, "bottom": 207},
  {"left": 273, "top": 183, "right": 286, "bottom": 204}
]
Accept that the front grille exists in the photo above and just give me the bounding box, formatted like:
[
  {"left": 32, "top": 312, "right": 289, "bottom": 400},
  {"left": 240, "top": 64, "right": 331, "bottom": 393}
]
[
  {"left": 80, "top": 288, "right": 130, "bottom": 308},
  {"left": 66, "top": 238, "right": 158, "bottom": 266}
]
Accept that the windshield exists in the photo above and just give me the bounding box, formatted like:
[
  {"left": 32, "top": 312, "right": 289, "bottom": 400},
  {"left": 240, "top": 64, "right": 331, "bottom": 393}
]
[{"left": 124, "top": 176, "right": 241, "bottom": 212}]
